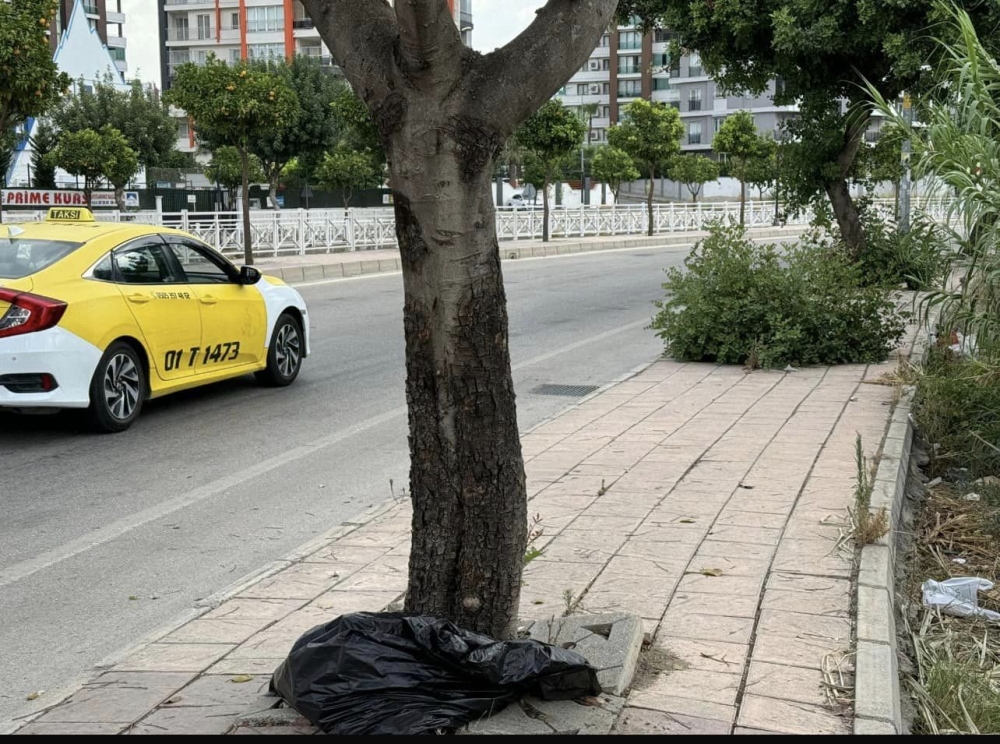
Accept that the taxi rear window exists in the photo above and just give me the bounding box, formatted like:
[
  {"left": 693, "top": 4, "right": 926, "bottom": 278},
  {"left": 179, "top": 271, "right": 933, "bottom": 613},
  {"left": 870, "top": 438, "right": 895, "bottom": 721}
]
[{"left": 0, "top": 239, "right": 83, "bottom": 279}]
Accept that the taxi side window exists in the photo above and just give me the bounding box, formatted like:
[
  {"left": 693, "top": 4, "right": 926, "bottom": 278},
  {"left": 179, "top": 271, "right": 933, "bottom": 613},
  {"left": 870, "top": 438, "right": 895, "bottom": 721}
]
[
  {"left": 92, "top": 254, "right": 114, "bottom": 281},
  {"left": 114, "top": 241, "right": 180, "bottom": 285},
  {"left": 165, "top": 239, "right": 235, "bottom": 285}
]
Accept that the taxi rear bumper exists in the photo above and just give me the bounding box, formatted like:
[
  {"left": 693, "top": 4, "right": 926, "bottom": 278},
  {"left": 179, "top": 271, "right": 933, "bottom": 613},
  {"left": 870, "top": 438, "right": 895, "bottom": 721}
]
[{"left": 0, "top": 327, "right": 101, "bottom": 409}]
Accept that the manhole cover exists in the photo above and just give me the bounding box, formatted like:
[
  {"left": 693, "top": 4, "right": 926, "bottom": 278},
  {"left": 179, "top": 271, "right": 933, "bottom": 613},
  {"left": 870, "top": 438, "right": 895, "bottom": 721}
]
[{"left": 531, "top": 384, "right": 599, "bottom": 397}]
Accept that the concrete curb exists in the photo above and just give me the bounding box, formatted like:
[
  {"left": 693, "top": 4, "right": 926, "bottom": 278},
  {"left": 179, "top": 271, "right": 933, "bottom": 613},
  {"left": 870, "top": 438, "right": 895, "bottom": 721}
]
[
  {"left": 853, "top": 326, "right": 933, "bottom": 735},
  {"left": 262, "top": 227, "right": 803, "bottom": 284}
]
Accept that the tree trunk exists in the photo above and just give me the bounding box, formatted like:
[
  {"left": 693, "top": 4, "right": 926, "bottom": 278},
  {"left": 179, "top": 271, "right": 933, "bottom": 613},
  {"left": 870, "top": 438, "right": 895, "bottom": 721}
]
[
  {"left": 391, "top": 129, "right": 527, "bottom": 640},
  {"left": 691, "top": 186, "right": 698, "bottom": 203},
  {"left": 738, "top": 175, "right": 746, "bottom": 226},
  {"left": 542, "top": 176, "right": 550, "bottom": 242},
  {"left": 238, "top": 148, "right": 254, "bottom": 266},
  {"left": 269, "top": 180, "right": 281, "bottom": 210},
  {"left": 115, "top": 186, "right": 126, "bottom": 211},
  {"left": 647, "top": 164, "right": 655, "bottom": 236},
  {"left": 826, "top": 178, "right": 866, "bottom": 260}
]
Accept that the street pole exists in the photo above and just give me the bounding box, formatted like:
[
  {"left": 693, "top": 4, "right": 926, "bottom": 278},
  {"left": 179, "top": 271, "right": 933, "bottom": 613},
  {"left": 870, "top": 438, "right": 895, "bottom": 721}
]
[{"left": 899, "top": 93, "right": 913, "bottom": 235}]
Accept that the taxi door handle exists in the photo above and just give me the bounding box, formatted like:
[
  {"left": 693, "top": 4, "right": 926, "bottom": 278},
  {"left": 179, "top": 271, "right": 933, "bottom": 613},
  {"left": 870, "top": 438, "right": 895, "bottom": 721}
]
[
  {"left": 199, "top": 295, "right": 218, "bottom": 306},
  {"left": 127, "top": 294, "right": 150, "bottom": 304}
]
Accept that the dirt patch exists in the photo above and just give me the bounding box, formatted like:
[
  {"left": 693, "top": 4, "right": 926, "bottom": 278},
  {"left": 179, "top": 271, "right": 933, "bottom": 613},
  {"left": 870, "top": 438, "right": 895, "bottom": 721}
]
[{"left": 629, "top": 646, "right": 687, "bottom": 691}]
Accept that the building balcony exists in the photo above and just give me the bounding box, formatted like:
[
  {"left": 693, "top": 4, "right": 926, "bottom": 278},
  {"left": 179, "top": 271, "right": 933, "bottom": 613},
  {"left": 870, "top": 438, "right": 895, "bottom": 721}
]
[
  {"left": 82, "top": 1, "right": 99, "bottom": 16},
  {"left": 107, "top": 35, "right": 126, "bottom": 48},
  {"left": 115, "top": 59, "right": 128, "bottom": 72},
  {"left": 164, "top": 0, "right": 213, "bottom": 5},
  {"left": 618, "top": 66, "right": 642, "bottom": 75},
  {"left": 107, "top": 10, "right": 126, "bottom": 24},
  {"left": 293, "top": 19, "right": 314, "bottom": 29}
]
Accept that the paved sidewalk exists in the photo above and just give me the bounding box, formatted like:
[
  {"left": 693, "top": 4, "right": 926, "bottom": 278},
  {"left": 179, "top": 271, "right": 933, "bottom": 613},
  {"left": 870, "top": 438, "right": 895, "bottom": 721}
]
[
  {"left": 13, "top": 335, "right": 918, "bottom": 735},
  {"left": 253, "top": 225, "right": 803, "bottom": 283}
]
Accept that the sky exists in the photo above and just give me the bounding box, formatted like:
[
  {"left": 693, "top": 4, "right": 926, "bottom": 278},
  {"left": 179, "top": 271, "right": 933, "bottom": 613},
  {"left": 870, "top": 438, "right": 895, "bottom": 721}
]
[{"left": 122, "top": 0, "right": 547, "bottom": 86}]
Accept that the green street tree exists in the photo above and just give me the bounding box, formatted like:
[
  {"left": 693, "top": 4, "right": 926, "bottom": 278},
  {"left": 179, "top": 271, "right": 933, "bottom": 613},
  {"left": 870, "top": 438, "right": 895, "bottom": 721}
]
[
  {"left": 515, "top": 100, "right": 585, "bottom": 242},
  {"left": 206, "top": 146, "right": 265, "bottom": 207},
  {"left": 0, "top": 0, "right": 70, "bottom": 219},
  {"left": 315, "top": 146, "right": 384, "bottom": 211},
  {"left": 745, "top": 137, "right": 778, "bottom": 200},
  {"left": 98, "top": 126, "right": 140, "bottom": 210},
  {"left": 0, "top": 130, "right": 16, "bottom": 188},
  {"left": 165, "top": 57, "right": 298, "bottom": 265},
  {"left": 668, "top": 154, "right": 720, "bottom": 203},
  {"left": 200, "top": 56, "right": 340, "bottom": 210},
  {"left": 329, "top": 86, "right": 384, "bottom": 167},
  {"left": 29, "top": 119, "right": 59, "bottom": 188},
  {"left": 592, "top": 146, "right": 639, "bottom": 203},
  {"left": 616, "top": 0, "right": 1000, "bottom": 257},
  {"left": 52, "top": 74, "right": 178, "bottom": 170},
  {"left": 608, "top": 99, "right": 684, "bottom": 235},
  {"left": 53, "top": 127, "right": 140, "bottom": 207},
  {"left": 300, "top": 0, "right": 621, "bottom": 638},
  {"left": 713, "top": 111, "right": 769, "bottom": 225}
]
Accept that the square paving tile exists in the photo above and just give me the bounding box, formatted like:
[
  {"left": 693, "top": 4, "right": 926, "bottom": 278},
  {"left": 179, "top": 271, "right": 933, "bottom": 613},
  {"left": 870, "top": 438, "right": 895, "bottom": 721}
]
[
  {"left": 659, "top": 610, "right": 754, "bottom": 645},
  {"left": 238, "top": 564, "right": 346, "bottom": 600},
  {"left": 654, "top": 637, "right": 749, "bottom": 675},
  {"left": 39, "top": 673, "right": 193, "bottom": 723},
  {"left": 667, "top": 592, "right": 760, "bottom": 619},
  {"left": 744, "top": 662, "right": 835, "bottom": 708},
  {"left": 614, "top": 706, "right": 731, "bottom": 735},
  {"left": 114, "top": 644, "right": 235, "bottom": 674},
  {"left": 737, "top": 695, "right": 850, "bottom": 735}
]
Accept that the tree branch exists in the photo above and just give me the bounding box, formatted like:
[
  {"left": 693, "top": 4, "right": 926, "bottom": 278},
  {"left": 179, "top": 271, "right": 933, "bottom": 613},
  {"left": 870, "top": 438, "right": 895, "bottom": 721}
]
[
  {"left": 473, "top": 0, "right": 619, "bottom": 131},
  {"left": 395, "top": 0, "right": 462, "bottom": 73},
  {"left": 298, "top": 0, "right": 398, "bottom": 107}
]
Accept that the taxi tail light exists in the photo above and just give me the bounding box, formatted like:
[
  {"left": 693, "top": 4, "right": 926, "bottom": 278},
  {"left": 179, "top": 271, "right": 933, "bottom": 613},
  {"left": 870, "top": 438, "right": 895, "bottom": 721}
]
[{"left": 0, "top": 289, "right": 68, "bottom": 339}]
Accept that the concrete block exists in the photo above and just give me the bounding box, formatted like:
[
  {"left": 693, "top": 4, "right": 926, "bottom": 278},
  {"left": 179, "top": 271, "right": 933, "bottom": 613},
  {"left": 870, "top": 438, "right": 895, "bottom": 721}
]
[
  {"left": 322, "top": 263, "right": 344, "bottom": 279},
  {"left": 869, "top": 479, "right": 895, "bottom": 512},
  {"left": 857, "top": 585, "right": 895, "bottom": 647},
  {"left": 342, "top": 262, "right": 362, "bottom": 277},
  {"left": 360, "top": 260, "right": 380, "bottom": 274},
  {"left": 301, "top": 265, "right": 324, "bottom": 282},
  {"left": 526, "top": 614, "right": 644, "bottom": 696},
  {"left": 858, "top": 544, "right": 892, "bottom": 594},
  {"left": 855, "top": 717, "right": 898, "bottom": 735},
  {"left": 378, "top": 259, "right": 399, "bottom": 273},
  {"left": 854, "top": 641, "right": 901, "bottom": 729},
  {"left": 280, "top": 267, "right": 304, "bottom": 283}
]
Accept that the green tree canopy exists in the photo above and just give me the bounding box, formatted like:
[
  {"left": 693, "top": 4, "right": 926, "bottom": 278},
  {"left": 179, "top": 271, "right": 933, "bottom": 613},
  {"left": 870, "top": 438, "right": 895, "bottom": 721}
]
[
  {"left": 608, "top": 99, "right": 683, "bottom": 234},
  {"left": 592, "top": 146, "right": 639, "bottom": 203},
  {"left": 199, "top": 56, "right": 341, "bottom": 210},
  {"left": 53, "top": 127, "right": 139, "bottom": 207},
  {"left": 165, "top": 57, "right": 298, "bottom": 264},
  {"left": 713, "top": 111, "right": 770, "bottom": 224},
  {"left": 616, "top": 0, "right": 1000, "bottom": 256},
  {"left": 315, "top": 146, "right": 384, "bottom": 210},
  {"left": 329, "top": 86, "right": 384, "bottom": 167},
  {"left": 0, "top": 0, "right": 70, "bottom": 213},
  {"left": 668, "top": 154, "right": 720, "bottom": 203},
  {"left": 52, "top": 74, "right": 177, "bottom": 169},
  {"left": 515, "top": 100, "right": 585, "bottom": 241},
  {"left": 29, "top": 119, "right": 58, "bottom": 188}
]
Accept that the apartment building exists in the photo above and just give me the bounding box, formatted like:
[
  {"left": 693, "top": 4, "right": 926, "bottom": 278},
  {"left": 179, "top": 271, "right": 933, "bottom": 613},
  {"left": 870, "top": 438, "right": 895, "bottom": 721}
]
[
  {"left": 556, "top": 25, "right": 796, "bottom": 155},
  {"left": 160, "top": 1, "right": 472, "bottom": 153}
]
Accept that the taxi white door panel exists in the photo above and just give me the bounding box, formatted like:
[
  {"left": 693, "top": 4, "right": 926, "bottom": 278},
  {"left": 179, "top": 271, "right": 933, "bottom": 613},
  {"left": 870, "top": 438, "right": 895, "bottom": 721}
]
[
  {"left": 113, "top": 237, "right": 202, "bottom": 382},
  {"left": 163, "top": 237, "right": 266, "bottom": 373}
]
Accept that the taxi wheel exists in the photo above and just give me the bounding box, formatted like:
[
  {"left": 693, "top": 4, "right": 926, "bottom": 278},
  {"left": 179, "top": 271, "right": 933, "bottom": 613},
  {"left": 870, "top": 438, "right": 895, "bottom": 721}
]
[
  {"left": 257, "top": 313, "right": 303, "bottom": 387},
  {"left": 87, "top": 342, "right": 146, "bottom": 433}
]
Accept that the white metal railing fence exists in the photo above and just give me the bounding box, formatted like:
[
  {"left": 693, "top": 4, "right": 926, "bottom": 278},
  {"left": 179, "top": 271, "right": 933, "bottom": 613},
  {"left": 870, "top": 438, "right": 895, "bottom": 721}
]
[{"left": 2, "top": 199, "right": 954, "bottom": 259}]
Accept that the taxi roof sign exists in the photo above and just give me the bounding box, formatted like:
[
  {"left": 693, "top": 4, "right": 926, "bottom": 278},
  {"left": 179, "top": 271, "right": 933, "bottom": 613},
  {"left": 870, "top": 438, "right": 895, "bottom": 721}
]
[{"left": 45, "top": 207, "right": 96, "bottom": 223}]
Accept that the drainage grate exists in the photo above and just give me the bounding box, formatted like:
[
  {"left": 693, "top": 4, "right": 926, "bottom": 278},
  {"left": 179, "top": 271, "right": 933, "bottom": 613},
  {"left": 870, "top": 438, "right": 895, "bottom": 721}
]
[{"left": 531, "top": 384, "right": 600, "bottom": 398}]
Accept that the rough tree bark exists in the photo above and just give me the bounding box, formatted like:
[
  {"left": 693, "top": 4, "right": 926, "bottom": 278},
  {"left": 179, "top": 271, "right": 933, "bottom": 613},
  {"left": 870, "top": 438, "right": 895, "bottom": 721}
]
[
  {"left": 301, "top": 0, "right": 619, "bottom": 639},
  {"left": 825, "top": 115, "right": 869, "bottom": 260},
  {"left": 237, "top": 148, "right": 254, "bottom": 266}
]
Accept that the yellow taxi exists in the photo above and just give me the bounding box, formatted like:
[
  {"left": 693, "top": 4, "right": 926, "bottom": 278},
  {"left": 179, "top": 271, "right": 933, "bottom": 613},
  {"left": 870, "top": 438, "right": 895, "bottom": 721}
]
[{"left": 0, "top": 208, "right": 309, "bottom": 432}]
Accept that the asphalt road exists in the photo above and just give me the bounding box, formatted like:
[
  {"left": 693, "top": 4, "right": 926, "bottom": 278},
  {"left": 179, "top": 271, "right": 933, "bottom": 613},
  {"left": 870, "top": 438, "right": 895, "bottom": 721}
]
[{"left": 0, "top": 243, "right": 689, "bottom": 726}]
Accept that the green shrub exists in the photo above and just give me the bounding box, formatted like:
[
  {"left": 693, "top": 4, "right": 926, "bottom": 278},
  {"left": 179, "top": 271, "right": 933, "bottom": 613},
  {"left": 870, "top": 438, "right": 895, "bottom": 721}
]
[
  {"left": 854, "top": 206, "right": 947, "bottom": 291},
  {"left": 915, "top": 352, "right": 1000, "bottom": 478},
  {"left": 651, "top": 223, "right": 906, "bottom": 368}
]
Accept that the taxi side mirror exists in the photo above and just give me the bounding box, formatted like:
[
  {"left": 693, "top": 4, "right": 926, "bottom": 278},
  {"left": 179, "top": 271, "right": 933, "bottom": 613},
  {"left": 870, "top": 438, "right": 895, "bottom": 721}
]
[{"left": 240, "top": 266, "right": 262, "bottom": 285}]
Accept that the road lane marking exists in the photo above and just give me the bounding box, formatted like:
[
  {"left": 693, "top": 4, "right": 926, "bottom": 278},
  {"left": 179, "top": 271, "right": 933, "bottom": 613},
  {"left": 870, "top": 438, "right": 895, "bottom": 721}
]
[{"left": 0, "top": 318, "right": 649, "bottom": 588}]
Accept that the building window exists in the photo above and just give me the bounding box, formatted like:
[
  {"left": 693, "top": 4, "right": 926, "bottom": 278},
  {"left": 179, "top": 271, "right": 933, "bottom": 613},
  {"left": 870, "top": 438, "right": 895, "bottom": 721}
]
[
  {"left": 654, "top": 29, "right": 672, "bottom": 43},
  {"left": 688, "top": 52, "right": 702, "bottom": 77},
  {"left": 617, "top": 79, "right": 642, "bottom": 97},
  {"left": 248, "top": 43, "right": 285, "bottom": 59},
  {"left": 602, "top": 58, "right": 611, "bottom": 71},
  {"left": 618, "top": 55, "right": 641, "bottom": 75},
  {"left": 653, "top": 78, "right": 671, "bottom": 91},
  {"left": 619, "top": 30, "right": 641, "bottom": 50},
  {"left": 576, "top": 83, "right": 589, "bottom": 95},
  {"left": 196, "top": 14, "right": 212, "bottom": 40},
  {"left": 231, "top": 12, "right": 240, "bottom": 29},
  {"left": 601, "top": 105, "right": 610, "bottom": 118},
  {"left": 247, "top": 5, "right": 284, "bottom": 33},
  {"left": 599, "top": 34, "right": 610, "bottom": 47},
  {"left": 178, "top": 120, "right": 190, "bottom": 138},
  {"left": 230, "top": 48, "right": 242, "bottom": 63},
  {"left": 688, "top": 87, "right": 703, "bottom": 111},
  {"left": 590, "top": 128, "right": 606, "bottom": 142},
  {"left": 688, "top": 122, "right": 702, "bottom": 145},
  {"left": 715, "top": 117, "right": 725, "bottom": 133}
]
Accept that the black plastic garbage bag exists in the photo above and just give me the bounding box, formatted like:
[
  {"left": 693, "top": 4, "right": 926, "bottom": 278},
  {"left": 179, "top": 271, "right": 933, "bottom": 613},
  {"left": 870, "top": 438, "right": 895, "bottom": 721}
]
[{"left": 270, "top": 612, "right": 601, "bottom": 735}]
